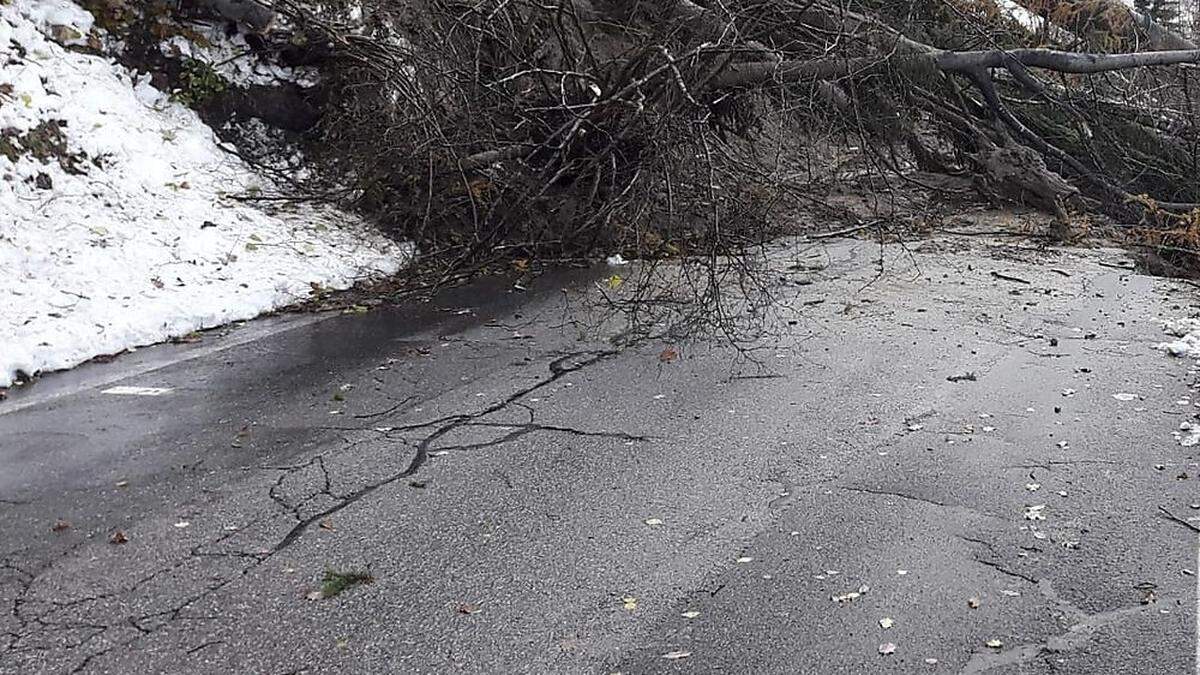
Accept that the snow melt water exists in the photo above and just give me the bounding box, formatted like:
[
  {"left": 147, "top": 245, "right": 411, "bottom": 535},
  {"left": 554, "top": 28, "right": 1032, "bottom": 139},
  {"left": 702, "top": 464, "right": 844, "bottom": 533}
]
[{"left": 0, "top": 1, "right": 407, "bottom": 388}]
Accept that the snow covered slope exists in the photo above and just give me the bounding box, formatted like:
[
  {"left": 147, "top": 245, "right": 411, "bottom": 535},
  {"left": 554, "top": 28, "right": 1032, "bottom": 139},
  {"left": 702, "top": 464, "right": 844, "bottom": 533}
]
[{"left": 0, "top": 1, "right": 407, "bottom": 388}]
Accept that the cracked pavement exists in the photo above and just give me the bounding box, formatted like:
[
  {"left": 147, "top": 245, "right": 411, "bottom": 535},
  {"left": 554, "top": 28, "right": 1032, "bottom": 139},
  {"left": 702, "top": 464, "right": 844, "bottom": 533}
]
[{"left": 1, "top": 236, "right": 1198, "bottom": 673}]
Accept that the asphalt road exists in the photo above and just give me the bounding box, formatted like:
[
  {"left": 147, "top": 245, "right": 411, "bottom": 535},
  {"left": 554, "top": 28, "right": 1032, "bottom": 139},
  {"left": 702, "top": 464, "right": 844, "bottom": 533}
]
[{"left": 1, "top": 236, "right": 1198, "bottom": 674}]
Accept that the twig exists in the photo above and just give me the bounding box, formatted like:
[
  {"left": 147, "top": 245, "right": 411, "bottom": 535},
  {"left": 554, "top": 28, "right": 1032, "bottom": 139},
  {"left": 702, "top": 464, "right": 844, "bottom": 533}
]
[
  {"left": 809, "top": 221, "right": 877, "bottom": 240},
  {"left": 1158, "top": 505, "right": 1200, "bottom": 534},
  {"left": 990, "top": 271, "right": 1032, "bottom": 284}
]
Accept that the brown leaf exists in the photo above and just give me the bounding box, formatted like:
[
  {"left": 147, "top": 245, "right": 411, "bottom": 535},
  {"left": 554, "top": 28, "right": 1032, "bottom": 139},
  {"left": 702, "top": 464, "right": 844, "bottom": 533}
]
[
  {"left": 659, "top": 346, "right": 679, "bottom": 363},
  {"left": 110, "top": 530, "right": 128, "bottom": 545},
  {"left": 51, "top": 520, "right": 71, "bottom": 533},
  {"left": 319, "top": 519, "right": 335, "bottom": 531},
  {"left": 457, "top": 603, "right": 481, "bottom": 615}
]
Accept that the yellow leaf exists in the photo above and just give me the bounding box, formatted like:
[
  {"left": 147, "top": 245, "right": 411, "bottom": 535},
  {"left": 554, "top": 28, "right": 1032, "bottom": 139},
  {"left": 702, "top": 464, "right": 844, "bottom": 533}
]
[{"left": 606, "top": 274, "right": 623, "bottom": 290}]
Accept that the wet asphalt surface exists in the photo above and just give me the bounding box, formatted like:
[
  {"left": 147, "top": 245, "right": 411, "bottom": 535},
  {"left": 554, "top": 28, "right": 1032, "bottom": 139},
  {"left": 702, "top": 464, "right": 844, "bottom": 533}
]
[{"left": 1, "top": 236, "right": 1198, "bottom": 674}]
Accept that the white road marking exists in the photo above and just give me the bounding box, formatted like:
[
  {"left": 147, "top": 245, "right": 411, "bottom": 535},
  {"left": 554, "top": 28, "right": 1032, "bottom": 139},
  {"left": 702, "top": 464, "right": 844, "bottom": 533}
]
[
  {"left": 101, "top": 386, "right": 173, "bottom": 396},
  {"left": 0, "top": 313, "right": 329, "bottom": 416}
]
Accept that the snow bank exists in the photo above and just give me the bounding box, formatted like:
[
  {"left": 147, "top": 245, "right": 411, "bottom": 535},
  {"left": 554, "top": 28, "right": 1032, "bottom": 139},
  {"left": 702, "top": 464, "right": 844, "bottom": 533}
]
[
  {"left": 1154, "top": 318, "right": 1200, "bottom": 358},
  {"left": 0, "top": 1, "right": 407, "bottom": 388}
]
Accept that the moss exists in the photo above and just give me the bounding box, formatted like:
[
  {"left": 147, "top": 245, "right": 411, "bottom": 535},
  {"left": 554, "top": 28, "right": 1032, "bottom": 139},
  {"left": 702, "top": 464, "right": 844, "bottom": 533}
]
[{"left": 319, "top": 569, "right": 375, "bottom": 599}]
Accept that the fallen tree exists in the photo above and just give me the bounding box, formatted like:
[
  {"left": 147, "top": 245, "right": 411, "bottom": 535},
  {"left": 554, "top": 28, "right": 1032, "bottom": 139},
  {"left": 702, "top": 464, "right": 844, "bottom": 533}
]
[{"left": 264, "top": 0, "right": 1200, "bottom": 272}]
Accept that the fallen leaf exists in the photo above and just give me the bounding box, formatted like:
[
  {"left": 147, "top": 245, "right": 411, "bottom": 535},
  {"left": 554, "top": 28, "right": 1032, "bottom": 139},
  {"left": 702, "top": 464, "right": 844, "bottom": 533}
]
[
  {"left": 622, "top": 596, "right": 638, "bottom": 611},
  {"left": 319, "top": 519, "right": 336, "bottom": 531},
  {"left": 658, "top": 346, "right": 679, "bottom": 363},
  {"left": 879, "top": 617, "right": 895, "bottom": 629},
  {"left": 662, "top": 650, "right": 691, "bottom": 660},
  {"left": 457, "top": 603, "right": 482, "bottom": 615},
  {"left": 110, "top": 530, "right": 128, "bottom": 545},
  {"left": 606, "top": 274, "right": 623, "bottom": 290},
  {"left": 681, "top": 610, "right": 701, "bottom": 619},
  {"left": 644, "top": 518, "right": 664, "bottom": 526},
  {"left": 51, "top": 520, "right": 71, "bottom": 532},
  {"left": 115, "top": 480, "right": 129, "bottom": 488},
  {"left": 878, "top": 642, "right": 896, "bottom": 655},
  {"left": 985, "top": 639, "right": 1003, "bottom": 649}
]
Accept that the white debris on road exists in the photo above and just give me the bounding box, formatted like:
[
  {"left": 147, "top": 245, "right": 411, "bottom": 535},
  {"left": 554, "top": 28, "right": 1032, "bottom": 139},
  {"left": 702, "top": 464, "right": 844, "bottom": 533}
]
[
  {"left": 1173, "top": 422, "right": 1200, "bottom": 447},
  {"left": 0, "top": 1, "right": 407, "bottom": 387},
  {"left": 1154, "top": 317, "right": 1200, "bottom": 358}
]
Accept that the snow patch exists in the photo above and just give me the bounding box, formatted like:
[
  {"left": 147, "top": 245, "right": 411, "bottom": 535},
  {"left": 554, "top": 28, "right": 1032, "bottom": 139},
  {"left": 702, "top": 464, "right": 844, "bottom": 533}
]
[
  {"left": 0, "top": 1, "right": 407, "bottom": 388},
  {"left": 161, "top": 24, "right": 319, "bottom": 88}
]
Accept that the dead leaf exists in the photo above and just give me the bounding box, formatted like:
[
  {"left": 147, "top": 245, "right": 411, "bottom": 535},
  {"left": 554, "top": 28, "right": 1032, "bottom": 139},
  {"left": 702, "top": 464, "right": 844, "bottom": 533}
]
[
  {"left": 985, "top": 639, "right": 1003, "bottom": 649},
  {"left": 51, "top": 520, "right": 71, "bottom": 532},
  {"left": 681, "top": 610, "right": 700, "bottom": 619},
  {"left": 606, "top": 274, "right": 623, "bottom": 290},
  {"left": 659, "top": 346, "right": 679, "bottom": 363},
  {"left": 457, "top": 603, "right": 482, "bottom": 615},
  {"left": 319, "top": 519, "right": 335, "bottom": 531},
  {"left": 110, "top": 530, "right": 128, "bottom": 545},
  {"left": 662, "top": 651, "right": 691, "bottom": 660},
  {"left": 622, "top": 596, "right": 638, "bottom": 611}
]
